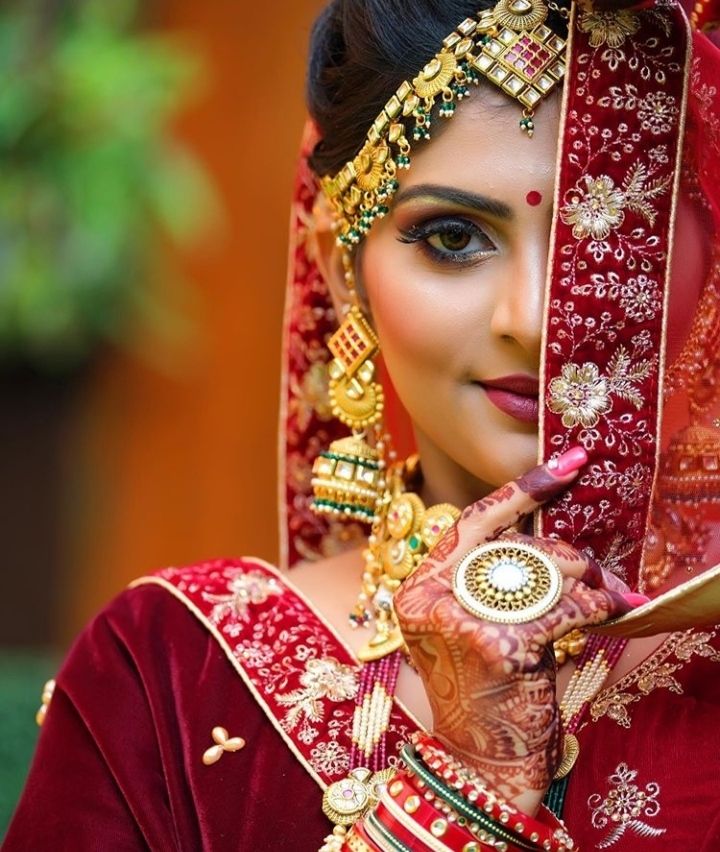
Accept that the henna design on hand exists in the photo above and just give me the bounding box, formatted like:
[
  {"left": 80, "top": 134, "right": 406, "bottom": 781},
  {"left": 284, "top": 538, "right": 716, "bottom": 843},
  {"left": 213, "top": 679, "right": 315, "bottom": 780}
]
[{"left": 394, "top": 463, "right": 628, "bottom": 807}]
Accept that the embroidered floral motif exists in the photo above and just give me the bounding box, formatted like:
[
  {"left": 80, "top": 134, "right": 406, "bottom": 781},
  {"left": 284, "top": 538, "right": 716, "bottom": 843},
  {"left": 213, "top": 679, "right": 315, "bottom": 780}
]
[
  {"left": 309, "top": 739, "right": 351, "bottom": 775},
  {"left": 560, "top": 163, "right": 671, "bottom": 250},
  {"left": 276, "top": 657, "right": 359, "bottom": 735},
  {"left": 577, "top": 7, "right": 640, "bottom": 48},
  {"left": 619, "top": 274, "right": 661, "bottom": 322},
  {"left": 588, "top": 763, "right": 665, "bottom": 848},
  {"left": 151, "top": 560, "right": 417, "bottom": 786},
  {"left": 560, "top": 175, "right": 627, "bottom": 241},
  {"left": 572, "top": 271, "right": 662, "bottom": 323},
  {"left": 548, "top": 347, "right": 655, "bottom": 431},
  {"left": 582, "top": 460, "right": 653, "bottom": 508},
  {"left": 548, "top": 363, "right": 613, "bottom": 428},
  {"left": 637, "top": 91, "right": 679, "bottom": 136},
  {"left": 202, "top": 569, "right": 283, "bottom": 624},
  {"left": 590, "top": 629, "right": 720, "bottom": 728}
]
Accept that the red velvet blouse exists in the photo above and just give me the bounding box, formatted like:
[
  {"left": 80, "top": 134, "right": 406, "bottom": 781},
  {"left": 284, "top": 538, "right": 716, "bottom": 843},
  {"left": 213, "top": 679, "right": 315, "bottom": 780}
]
[{"left": 4, "top": 558, "right": 720, "bottom": 850}]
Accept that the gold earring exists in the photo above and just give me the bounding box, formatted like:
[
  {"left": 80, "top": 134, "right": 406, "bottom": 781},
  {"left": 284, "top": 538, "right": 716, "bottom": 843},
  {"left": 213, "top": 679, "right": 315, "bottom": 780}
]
[{"left": 311, "top": 305, "right": 385, "bottom": 525}]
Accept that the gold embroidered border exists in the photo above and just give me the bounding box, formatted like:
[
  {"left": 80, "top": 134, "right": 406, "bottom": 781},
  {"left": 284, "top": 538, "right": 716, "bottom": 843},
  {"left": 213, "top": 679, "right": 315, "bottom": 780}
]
[
  {"left": 535, "top": 0, "right": 577, "bottom": 538},
  {"left": 130, "top": 556, "right": 425, "bottom": 793},
  {"left": 130, "top": 570, "right": 329, "bottom": 791},
  {"left": 639, "top": 8, "right": 694, "bottom": 573},
  {"left": 588, "top": 627, "right": 720, "bottom": 729}
]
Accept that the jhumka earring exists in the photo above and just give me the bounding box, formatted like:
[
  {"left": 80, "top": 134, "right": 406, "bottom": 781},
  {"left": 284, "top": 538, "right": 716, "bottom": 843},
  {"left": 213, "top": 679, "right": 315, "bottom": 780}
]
[
  {"left": 310, "top": 285, "right": 460, "bottom": 663},
  {"left": 311, "top": 304, "right": 385, "bottom": 524}
]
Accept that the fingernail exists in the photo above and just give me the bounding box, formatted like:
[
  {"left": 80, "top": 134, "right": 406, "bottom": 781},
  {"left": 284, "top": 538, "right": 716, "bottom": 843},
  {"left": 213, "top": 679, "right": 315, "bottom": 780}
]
[
  {"left": 547, "top": 446, "right": 588, "bottom": 477},
  {"left": 623, "top": 592, "right": 651, "bottom": 607}
]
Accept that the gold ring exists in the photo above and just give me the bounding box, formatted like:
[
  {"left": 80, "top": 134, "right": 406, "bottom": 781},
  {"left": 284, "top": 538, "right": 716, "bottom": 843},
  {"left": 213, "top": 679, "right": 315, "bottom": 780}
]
[{"left": 452, "top": 540, "right": 563, "bottom": 624}]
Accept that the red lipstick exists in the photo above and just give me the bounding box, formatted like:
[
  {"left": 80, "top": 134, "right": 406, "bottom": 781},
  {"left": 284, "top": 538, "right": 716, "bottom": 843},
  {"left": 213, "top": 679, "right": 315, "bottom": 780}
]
[{"left": 478, "top": 374, "right": 540, "bottom": 424}]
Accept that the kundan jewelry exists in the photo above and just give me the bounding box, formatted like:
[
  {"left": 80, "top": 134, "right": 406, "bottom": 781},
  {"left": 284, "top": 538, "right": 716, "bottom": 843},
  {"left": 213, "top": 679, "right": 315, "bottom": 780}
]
[
  {"left": 322, "top": 0, "right": 570, "bottom": 250},
  {"left": 453, "top": 541, "right": 564, "bottom": 624}
]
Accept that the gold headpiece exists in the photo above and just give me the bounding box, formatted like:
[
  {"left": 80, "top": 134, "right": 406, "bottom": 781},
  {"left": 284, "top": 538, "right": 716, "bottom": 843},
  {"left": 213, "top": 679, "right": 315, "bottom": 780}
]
[{"left": 321, "top": 0, "right": 569, "bottom": 248}]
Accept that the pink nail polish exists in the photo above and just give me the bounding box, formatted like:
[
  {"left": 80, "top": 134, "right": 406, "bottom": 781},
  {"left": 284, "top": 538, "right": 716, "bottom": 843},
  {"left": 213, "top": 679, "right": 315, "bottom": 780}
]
[
  {"left": 548, "top": 446, "right": 588, "bottom": 477},
  {"left": 623, "top": 592, "right": 651, "bottom": 607}
]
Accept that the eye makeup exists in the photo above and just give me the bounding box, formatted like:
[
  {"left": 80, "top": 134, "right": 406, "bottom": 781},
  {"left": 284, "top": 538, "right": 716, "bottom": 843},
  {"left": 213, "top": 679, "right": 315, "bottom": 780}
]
[{"left": 397, "top": 216, "right": 497, "bottom": 266}]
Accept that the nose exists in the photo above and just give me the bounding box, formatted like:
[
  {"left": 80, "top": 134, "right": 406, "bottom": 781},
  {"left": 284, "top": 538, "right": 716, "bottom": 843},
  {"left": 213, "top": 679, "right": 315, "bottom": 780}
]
[{"left": 488, "top": 236, "right": 547, "bottom": 365}]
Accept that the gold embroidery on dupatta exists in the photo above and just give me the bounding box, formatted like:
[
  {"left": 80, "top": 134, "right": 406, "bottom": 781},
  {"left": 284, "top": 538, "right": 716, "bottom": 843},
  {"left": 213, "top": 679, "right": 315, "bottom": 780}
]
[
  {"left": 589, "top": 629, "right": 720, "bottom": 728},
  {"left": 276, "top": 657, "right": 359, "bottom": 740},
  {"left": 576, "top": 6, "right": 640, "bottom": 49},
  {"left": 202, "top": 569, "right": 282, "bottom": 624},
  {"left": 587, "top": 762, "right": 666, "bottom": 848},
  {"left": 548, "top": 347, "right": 656, "bottom": 430}
]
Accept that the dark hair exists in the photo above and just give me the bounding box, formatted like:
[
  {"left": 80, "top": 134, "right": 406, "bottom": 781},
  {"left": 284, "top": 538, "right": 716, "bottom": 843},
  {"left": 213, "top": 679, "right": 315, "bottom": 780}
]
[{"left": 306, "top": 0, "right": 485, "bottom": 177}]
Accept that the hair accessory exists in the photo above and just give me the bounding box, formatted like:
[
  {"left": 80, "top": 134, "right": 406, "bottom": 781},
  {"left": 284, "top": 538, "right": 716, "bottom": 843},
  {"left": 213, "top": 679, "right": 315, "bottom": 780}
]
[
  {"left": 321, "top": 0, "right": 568, "bottom": 248},
  {"left": 453, "top": 540, "right": 563, "bottom": 624}
]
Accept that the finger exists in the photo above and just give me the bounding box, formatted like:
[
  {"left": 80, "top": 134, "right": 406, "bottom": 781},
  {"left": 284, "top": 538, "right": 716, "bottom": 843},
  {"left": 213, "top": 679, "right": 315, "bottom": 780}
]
[
  {"left": 548, "top": 578, "right": 637, "bottom": 641},
  {"left": 499, "top": 532, "right": 604, "bottom": 588},
  {"left": 458, "top": 446, "right": 588, "bottom": 544}
]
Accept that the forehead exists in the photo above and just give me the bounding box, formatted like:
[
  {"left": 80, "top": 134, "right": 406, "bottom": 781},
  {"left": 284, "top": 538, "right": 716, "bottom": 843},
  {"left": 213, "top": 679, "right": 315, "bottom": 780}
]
[{"left": 397, "top": 88, "right": 561, "bottom": 201}]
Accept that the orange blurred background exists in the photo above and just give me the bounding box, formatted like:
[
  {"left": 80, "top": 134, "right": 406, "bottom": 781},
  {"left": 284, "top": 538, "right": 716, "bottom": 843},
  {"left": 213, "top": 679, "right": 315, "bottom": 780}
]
[
  {"left": 1, "top": 0, "right": 326, "bottom": 651},
  {"left": 62, "top": 0, "right": 329, "bottom": 641}
]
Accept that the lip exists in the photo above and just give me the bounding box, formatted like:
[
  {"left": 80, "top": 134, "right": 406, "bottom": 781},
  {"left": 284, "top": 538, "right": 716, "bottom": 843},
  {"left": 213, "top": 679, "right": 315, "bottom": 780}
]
[{"left": 477, "top": 374, "right": 540, "bottom": 424}]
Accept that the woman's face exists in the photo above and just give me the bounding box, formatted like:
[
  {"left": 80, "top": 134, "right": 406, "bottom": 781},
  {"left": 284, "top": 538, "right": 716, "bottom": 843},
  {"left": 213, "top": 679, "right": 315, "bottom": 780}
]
[{"left": 360, "top": 89, "right": 561, "bottom": 506}]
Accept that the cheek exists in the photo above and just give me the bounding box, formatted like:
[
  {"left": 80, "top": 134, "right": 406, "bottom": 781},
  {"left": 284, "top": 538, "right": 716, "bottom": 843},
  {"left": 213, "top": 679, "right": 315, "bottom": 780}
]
[{"left": 362, "top": 249, "right": 486, "bottom": 392}]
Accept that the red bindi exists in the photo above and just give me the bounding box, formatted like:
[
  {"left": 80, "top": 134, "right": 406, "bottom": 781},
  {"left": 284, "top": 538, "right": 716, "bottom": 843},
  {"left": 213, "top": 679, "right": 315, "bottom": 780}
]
[{"left": 526, "top": 190, "right": 543, "bottom": 207}]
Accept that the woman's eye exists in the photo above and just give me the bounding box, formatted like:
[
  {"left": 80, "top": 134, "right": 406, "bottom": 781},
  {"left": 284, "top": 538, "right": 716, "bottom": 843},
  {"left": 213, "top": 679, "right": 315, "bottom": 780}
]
[
  {"left": 427, "top": 229, "right": 474, "bottom": 253},
  {"left": 398, "top": 218, "right": 496, "bottom": 264}
]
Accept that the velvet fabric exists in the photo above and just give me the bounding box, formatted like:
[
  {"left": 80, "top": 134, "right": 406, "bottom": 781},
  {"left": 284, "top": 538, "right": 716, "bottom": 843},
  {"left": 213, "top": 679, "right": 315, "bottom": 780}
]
[
  {"left": 5, "top": 558, "right": 720, "bottom": 849},
  {"left": 4, "top": 569, "right": 332, "bottom": 851}
]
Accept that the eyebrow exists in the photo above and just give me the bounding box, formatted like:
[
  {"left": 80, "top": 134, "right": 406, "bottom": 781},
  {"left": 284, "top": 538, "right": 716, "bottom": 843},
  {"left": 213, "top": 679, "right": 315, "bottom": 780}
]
[{"left": 393, "top": 184, "right": 514, "bottom": 220}]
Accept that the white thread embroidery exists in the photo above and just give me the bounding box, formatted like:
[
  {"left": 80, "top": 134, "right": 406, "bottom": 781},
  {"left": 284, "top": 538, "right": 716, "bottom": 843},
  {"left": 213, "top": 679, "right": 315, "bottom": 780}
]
[{"left": 588, "top": 763, "right": 666, "bottom": 848}]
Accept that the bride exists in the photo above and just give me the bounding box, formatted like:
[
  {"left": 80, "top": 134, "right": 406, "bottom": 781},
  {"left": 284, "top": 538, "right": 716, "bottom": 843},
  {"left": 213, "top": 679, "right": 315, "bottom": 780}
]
[{"left": 6, "top": 0, "right": 720, "bottom": 849}]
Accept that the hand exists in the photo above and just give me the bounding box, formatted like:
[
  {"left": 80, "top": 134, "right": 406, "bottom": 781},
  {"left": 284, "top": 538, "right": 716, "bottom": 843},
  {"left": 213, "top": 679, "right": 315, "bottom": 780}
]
[{"left": 393, "top": 448, "right": 635, "bottom": 814}]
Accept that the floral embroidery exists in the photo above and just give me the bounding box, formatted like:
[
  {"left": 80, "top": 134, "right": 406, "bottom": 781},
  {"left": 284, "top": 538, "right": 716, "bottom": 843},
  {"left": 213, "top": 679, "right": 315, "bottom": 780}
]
[
  {"left": 560, "top": 175, "right": 626, "bottom": 241},
  {"left": 577, "top": 7, "right": 640, "bottom": 48},
  {"left": 637, "top": 91, "right": 679, "bottom": 136},
  {"left": 598, "top": 85, "right": 679, "bottom": 138},
  {"left": 573, "top": 271, "right": 662, "bottom": 323},
  {"left": 588, "top": 763, "right": 665, "bottom": 848},
  {"left": 276, "top": 657, "right": 358, "bottom": 735},
  {"left": 202, "top": 569, "right": 282, "bottom": 624},
  {"left": 548, "top": 363, "right": 613, "bottom": 428},
  {"left": 582, "top": 460, "right": 652, "bottom": 508},
  {"left": 619, "top": 275, "right": 661, "bottom": 322},
  {"left": 560, "top": 164, "right": 671, "bottom": 249},
  {"left": 590, "top": 629, "right": 720, "bottom": 728},
  {"left": 151, "top": 560, "right": 417, "bottom": 786},
  {"left": 548, "top": 347, "right": 655, "bottom": 431},
  {"left": 309, "top": 739, "right": 351, "bottom": 775}
]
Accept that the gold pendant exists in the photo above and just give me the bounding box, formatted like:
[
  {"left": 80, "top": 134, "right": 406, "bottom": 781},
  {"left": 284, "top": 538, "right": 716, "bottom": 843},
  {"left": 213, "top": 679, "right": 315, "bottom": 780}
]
[
  {"left": 322, "top": 767, "right": 394, "bottom": 826},
  {"left": 554, "top": 732, "right": 580, "bottom": 779}
]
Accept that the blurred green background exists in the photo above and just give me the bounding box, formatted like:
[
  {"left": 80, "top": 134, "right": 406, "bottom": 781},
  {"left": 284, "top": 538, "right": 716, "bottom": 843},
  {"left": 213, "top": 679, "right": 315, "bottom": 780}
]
[{"left": 0, "top": 0, "right": 209, "bottom": 833}]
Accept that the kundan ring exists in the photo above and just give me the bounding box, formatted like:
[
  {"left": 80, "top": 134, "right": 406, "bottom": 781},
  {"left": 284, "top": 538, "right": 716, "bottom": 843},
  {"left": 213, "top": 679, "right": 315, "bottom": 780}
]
[{"left": 452, "top": 540, "right": 564, "bottom": 624}]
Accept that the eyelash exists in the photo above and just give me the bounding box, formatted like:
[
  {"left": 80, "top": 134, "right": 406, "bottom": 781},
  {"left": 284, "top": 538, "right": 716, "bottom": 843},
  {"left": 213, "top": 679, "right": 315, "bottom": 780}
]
[{"left": 397, "top": 216, "right": 497, "bottom": 266}]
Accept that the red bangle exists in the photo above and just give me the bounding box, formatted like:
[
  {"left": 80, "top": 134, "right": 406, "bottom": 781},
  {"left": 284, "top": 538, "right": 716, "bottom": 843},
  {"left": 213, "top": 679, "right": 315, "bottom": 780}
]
[
  {"left": 384, "top": 769, "right": 491, "bottom": 850},
  {"left": 412, "top": 733, "right": 576, "bottom": 852}
]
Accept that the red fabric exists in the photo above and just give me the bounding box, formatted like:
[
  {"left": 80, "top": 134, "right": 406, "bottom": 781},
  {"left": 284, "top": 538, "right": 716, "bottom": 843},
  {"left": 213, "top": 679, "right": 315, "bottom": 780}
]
[
  {"left": 3, "top": 571, "right": 332, "bottom": 851},
  {"left": 5, "top": 562, "right": 720, "bottom": 850},
  {"left": 538, "top": 2, "right": 689, "bottom": 589}
]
